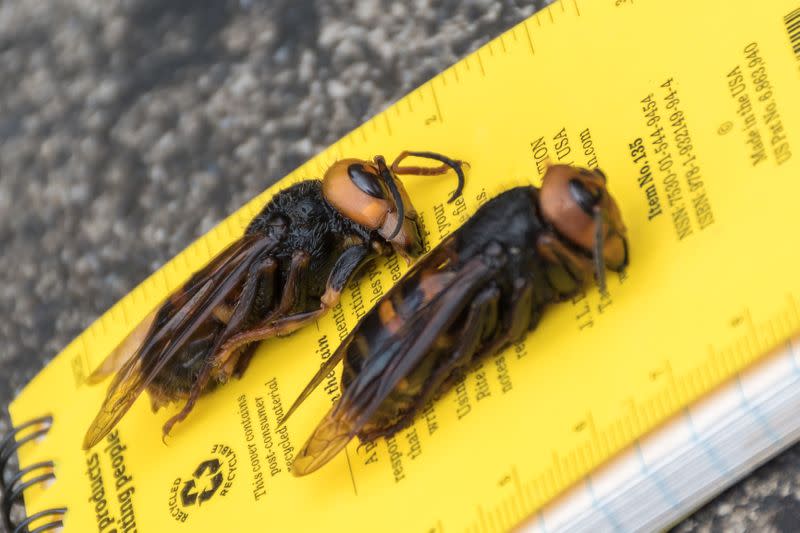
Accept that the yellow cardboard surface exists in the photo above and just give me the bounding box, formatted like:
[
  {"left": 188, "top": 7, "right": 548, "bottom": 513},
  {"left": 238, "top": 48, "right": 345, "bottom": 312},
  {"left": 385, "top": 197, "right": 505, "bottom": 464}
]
[{"left": 9, "top": 0, "right": 800, "bottom": 531}]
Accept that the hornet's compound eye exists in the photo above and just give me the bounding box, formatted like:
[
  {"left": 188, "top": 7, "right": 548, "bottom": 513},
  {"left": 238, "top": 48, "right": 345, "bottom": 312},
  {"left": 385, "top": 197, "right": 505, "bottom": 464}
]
[
  {"left": 568, "top": 178, "right": 603, "bottom": 215},
  {"left": 348, "top": 164, "right": 386, "bottom": 199}
]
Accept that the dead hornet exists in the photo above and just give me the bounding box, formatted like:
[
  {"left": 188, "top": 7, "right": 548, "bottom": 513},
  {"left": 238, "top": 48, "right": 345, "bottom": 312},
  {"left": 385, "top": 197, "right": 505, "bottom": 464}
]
[
  {"left": 281, "top": 163, "right": 629, "bottom": 475},
  {"left": 82, "top": 151, "right": 466, "bottom": 450}
]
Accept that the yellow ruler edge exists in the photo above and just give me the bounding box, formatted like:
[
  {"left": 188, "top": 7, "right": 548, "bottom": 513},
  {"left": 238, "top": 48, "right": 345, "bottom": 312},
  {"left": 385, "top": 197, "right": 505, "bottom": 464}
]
[{"left": 9, "top": 0, "right": 800, "bottom": 530}]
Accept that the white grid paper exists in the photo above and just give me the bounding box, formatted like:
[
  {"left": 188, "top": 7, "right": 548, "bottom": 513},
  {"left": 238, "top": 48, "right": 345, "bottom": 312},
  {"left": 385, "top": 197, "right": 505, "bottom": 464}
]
[{"left": 521, "top": 340, "right": 800, "bottom": 532}]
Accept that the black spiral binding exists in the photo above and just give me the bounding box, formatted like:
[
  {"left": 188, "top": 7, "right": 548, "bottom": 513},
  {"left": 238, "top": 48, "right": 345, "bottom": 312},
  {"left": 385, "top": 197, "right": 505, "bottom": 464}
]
[{"left": 1, "top": 416, "right": 66, "bottom": 533}]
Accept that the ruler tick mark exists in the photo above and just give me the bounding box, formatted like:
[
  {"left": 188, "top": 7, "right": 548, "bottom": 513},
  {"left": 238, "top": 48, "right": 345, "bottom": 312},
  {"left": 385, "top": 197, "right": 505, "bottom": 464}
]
[
  {"left": 430, "top": 83, "right": 443, "bottom": 123},
  {"left": 573, "top": 0, "right": 582, "bottom": 16},
  {"left": 476, "top": 51, "right": 486, "bottom": 76},
  {"left": 523, "top": 21, "right": 535, "bottom": 54},
  {"left": 768, "top": 316, "right": 781, "bottom": 350},
  {"left": 477, "top": 504, "right": 488, "bottom": 533},
  {"left": 202, "top": 236, "right": 213, "bottom": 264},
  {"left": 551, "top": 451, "right": 564, "bottom": 487},
  {"left": 512, "top": 466, "right": 526, "bottom": 508},
  {"left": 745, "top": 310, "right": 762, "bottom": 362},
  {"left": 80, "top": 335, "right": 91, "bottom": 377},
  {"left": 119, "top": 302, "right": 130, "bottom": 325},
  {"left": 383, "top": 114, "right": 393, "bottom": 136},
  {"left": 492, "top": 503, "right": 505, "bottom": 531},
  {"left": 789, "top": 293, "right": 800, "bottom": 326},
  {"left": 486, "top": 504, "right": 498, "bottom": 532},
  {"left": 506, "top": 495, "right": 518, "bottom": 526}
]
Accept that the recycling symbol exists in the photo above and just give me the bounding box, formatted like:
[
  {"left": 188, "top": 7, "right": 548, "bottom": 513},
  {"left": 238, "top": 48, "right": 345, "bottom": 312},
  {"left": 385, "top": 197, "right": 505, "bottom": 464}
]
[{"left": 180, "top": 458, "right": 223, "bottom": 507}]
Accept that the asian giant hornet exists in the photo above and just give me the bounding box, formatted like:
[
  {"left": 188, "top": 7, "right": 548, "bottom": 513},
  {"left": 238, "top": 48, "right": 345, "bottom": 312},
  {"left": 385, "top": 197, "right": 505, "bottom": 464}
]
[
  {"left": 281, "top": 164, "right": 629, "bottom": 475},
  {"left": 82, "top": 151, "right": 465, "bottom": 449}
]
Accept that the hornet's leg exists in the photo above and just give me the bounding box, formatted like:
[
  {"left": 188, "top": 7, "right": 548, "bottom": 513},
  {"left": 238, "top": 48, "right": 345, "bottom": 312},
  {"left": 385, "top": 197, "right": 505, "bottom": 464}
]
[
  {"left": 421, "top": 285, "right": 502, "bottom": 397},
  {"left": 483, "top": 278, "right": 536, "bottom": 354},
  {"left": 218, "top": 246, "right": 373, "bottom": 375},
  {"left": 536, "top": 232, "right": 594, "bottom": 300},
  {"left": 277, "top": 250, "right": 312, "bottom": 314},
  {"left": 320, "top": 245, "right": 373, "bottom": 308},
  {"left": 227, "top": 257, "right": 278, "bottom": 332},
  {"left": 178, "top": 331, "right": 221, "bottom": 373},
  {"left": 160, "top": 255, "right": 277, "bottom": 439},
  {"left": 390, "top": 151, "right": 465, "bottom": 177},
  {"left": 232, "top": 342, "right": 260, "bottom": 379},
  {"left": 418, "top": 277, "right": 536, "bottom": 419},
  {"left": 212, "top": 249, "right": 310, "bottom": 380},
  {"left": 225, "top": 255, "right": 278, "bottom": 382},
  {"left": 210, "top": 256, "right": 278, "bottom": 381},
  {"left": 389, "top": 151, "right": 466, "bottom": 200}
]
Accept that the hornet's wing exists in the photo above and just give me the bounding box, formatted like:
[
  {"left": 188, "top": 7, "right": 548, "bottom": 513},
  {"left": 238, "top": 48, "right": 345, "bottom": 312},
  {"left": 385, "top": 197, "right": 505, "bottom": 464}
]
[{"left": 83, "top": 234, "right": 277, "bottom": 449}]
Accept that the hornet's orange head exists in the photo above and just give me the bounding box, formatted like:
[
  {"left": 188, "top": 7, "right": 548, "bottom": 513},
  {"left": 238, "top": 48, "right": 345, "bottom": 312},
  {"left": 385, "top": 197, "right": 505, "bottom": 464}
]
[
  {"left": 539, "top": 164, "right": 628, "bottom": 291},
  {"left": 322, "top": 157, "right": 423, "bottom": 260}
]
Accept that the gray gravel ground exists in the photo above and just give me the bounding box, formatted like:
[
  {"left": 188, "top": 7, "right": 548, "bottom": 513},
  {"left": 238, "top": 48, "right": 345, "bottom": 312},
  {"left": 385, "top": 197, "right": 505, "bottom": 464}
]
[{"left": 1, "top": 1, "right": 799, "bottom": 531}]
